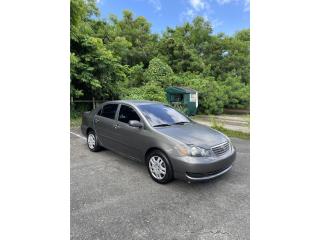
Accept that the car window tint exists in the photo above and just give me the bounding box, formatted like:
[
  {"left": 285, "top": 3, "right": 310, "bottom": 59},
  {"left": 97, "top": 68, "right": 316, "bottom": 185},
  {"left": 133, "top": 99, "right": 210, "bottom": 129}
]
[
  {"left": 100, "top": 104, "right": 118, "bottom": 119},
  {"left": 138, "top": 104, "right": 189, "bottom": 126},
  {"left": 118, "top": 105, "right": 140, "bottom": 124}
]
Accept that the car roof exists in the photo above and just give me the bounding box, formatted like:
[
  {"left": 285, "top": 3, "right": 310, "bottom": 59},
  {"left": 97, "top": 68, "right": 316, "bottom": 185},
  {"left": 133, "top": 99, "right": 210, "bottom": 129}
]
[{"left": 105, "top": 100, "right": 164, "bottom": 106}]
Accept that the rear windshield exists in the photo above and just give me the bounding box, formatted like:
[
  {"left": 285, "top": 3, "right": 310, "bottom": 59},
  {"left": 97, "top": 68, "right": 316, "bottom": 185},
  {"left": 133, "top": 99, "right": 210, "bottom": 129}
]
[{"left": 137, "top": 104, "right": 190, "bottom": 127}]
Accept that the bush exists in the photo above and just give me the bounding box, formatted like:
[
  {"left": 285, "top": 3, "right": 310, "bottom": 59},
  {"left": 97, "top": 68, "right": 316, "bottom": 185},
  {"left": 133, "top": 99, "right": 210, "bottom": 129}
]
[
  {"left": 127, "top": 64, "right": 145, "bottom": 87},
  {"left": 120, "top": 59, "right": 249, "bottom": 114},
  {"left": 221, "top": 72, "right": 250, "bottom": 109},
  {"left": 144, "top": 57, "right": 174, "bottom": 87},
  {"left": 70, "top": 102, "right": 92, "bottom": 119},
  {"left": 121, "top": 81, "right": 167, "bottom": 103},
  {"left": 199, "top": 80, "right": 227, "bottom": 114}
]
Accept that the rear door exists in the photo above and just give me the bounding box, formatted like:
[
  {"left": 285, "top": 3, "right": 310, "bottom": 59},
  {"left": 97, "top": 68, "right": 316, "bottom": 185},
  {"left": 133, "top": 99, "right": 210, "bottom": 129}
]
[
  {"left": 113, "top": 104, "right": 147, "bottom": 160},
  {"left": 94, "top": 103, "right": 119, "bottom": 150}
]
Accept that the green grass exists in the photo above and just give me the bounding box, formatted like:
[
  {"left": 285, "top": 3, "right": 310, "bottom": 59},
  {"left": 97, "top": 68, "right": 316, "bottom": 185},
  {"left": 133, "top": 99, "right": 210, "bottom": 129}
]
[
  {"left": 70, "top": 108, "right": 85, "bottom": 128},
  {"left": 212, "top": 125, "right": 250, "bottom": 140},
  {"left": 70, "top": 116, "right": 82, "bottom": 128},
  {"left": 210, "top": 116, "right": 250, "bottom": 140}
]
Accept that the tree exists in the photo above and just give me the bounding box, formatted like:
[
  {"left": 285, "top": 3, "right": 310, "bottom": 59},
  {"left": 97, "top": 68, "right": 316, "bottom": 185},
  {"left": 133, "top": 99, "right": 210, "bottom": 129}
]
[
  {"left": 203, "top": 30, "right": 250, "bottom": 84},
  {"left": 121, "top": 81, "right": 167, "bottom": 102},
  {"left": 107, "top": 10, "right": 159, "bottom": 67},
  {"left": 70, "top": 0, "right": 250, "bottom": 114},
  {"left": 71, "top": 35, "right": 126, "bottom": 100},
  {"left": 159, "top": 31, "right": 205, "bottom": 73},
  {"left": 127, "top": 64, "right": 145, "bottom": 87},
  {"left": 70, "top": 0, "right": 127, "bottom": 105},
  {"left": 222, "top": 72, "right": 250, "bottom": 109},
  {"left": 144, "top": 58, "right": 174, "bottom": 87}
]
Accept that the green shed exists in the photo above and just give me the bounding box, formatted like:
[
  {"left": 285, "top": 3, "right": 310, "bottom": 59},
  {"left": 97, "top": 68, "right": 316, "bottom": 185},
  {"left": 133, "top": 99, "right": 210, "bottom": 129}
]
[{"left": 165, "top": 86, "right": 198, "bottom": 116}]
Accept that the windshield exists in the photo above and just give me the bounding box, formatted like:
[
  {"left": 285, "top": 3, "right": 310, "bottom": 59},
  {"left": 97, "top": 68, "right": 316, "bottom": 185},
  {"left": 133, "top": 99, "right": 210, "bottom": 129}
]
[{"left": 137, "top": 104, "right": 190, "bottom": 127}]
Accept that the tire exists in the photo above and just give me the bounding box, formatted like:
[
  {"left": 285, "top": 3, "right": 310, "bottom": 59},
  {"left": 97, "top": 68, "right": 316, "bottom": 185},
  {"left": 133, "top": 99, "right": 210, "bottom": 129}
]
[
  {"left": 87, "top": 130, "right": 101, "bottom": 152},
  {"left": 147, "top": 150, "right": 174, "bottom": 184}
]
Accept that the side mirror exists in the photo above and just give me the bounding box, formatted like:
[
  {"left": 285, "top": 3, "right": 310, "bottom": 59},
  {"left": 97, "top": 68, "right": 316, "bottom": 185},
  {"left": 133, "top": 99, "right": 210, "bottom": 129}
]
[{"left": 129, "top": 120, "right": 143, "bottom": 128}]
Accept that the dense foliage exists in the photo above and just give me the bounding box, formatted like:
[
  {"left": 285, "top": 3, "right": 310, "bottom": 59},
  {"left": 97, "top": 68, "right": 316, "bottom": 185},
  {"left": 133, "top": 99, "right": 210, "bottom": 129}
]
[{"left": 71, "top": 0, "right": 250, "bottom": 114}]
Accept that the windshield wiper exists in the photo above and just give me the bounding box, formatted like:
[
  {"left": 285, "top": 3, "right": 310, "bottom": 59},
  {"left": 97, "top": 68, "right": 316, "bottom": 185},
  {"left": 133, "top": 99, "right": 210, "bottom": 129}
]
[
  {"left": 153, "top": 123, "right": 171, "bottom": 127},
  {"left": 172, "top": 121, "right": 190, "bottom": 125}
]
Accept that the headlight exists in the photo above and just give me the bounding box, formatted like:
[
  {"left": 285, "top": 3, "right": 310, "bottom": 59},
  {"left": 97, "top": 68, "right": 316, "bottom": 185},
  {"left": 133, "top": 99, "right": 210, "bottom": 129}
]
[
  {"left": 175, "top": 145, "right": 189, "bottom": 156},
  {"left": 189, "top": 146, "right": 212, "bottom": 157}
]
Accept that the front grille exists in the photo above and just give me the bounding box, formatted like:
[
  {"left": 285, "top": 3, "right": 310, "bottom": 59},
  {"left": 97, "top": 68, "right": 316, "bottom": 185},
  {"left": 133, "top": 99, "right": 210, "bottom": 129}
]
[{"left": 211, "top": 141, "right": 230, "bottom": 157}]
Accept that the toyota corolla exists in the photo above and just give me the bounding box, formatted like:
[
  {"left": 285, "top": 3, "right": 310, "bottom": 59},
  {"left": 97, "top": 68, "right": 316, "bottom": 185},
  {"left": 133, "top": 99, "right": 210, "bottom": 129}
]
[{"left": 81, "top": 100, "right": 236, "bottom": 184}]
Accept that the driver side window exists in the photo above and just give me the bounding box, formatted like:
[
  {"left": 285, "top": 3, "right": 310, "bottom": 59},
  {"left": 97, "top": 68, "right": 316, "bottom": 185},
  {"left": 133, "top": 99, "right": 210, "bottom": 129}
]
[{"left": 118, "top": 105, "right": 140, "bottom": 124}]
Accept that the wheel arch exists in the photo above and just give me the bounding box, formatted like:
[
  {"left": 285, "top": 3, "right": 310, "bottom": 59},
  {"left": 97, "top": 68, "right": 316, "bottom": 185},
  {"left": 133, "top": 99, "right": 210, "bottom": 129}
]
[
  {"left": 144, "top": 147, "right": 175, "bottom": 181},
  {"left": 86, "top": 127, "right": 94, "bottom": 136},
  {"left": 144, "top": 147, "right": 172, "bottom": 167}
]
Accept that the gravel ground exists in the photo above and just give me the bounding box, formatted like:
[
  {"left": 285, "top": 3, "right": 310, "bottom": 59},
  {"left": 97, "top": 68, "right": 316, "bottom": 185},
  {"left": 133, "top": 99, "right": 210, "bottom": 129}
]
[{"left": 70, "top": 128, "right": 250, "bottom": 240}]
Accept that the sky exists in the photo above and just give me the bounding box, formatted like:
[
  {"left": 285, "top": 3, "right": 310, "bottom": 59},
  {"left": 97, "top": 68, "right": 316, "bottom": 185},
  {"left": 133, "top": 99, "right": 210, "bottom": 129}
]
[{"left": 96, "top": 0, "right": 250, "bottom": 36}]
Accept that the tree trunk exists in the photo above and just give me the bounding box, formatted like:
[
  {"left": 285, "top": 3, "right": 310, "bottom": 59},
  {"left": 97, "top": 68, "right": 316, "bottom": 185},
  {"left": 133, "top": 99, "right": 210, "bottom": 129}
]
[{"left": 92, "top": 96, "right": 95, "bottom": 109}]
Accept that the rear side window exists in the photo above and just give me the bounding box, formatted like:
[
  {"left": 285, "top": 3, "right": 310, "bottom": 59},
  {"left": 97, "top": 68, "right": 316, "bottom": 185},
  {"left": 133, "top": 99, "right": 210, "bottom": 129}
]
[
  {"left": 118, "top": 105, "right": 140, "bottom": 124},
  {"left": 99, "top": 104, "right": 118, "bottom": 119}
]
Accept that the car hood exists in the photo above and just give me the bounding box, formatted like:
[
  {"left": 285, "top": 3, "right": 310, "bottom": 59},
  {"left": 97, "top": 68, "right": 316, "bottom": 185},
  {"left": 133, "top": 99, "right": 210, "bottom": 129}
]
[{"left": 155, "top": 122, "right": 228, "bottom": 148}]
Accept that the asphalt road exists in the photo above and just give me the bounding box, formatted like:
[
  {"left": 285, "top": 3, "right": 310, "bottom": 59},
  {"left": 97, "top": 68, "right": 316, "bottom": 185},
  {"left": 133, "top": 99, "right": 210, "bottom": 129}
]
[{"left": 71, "top": 128, "right": 250, "bottom": 240}]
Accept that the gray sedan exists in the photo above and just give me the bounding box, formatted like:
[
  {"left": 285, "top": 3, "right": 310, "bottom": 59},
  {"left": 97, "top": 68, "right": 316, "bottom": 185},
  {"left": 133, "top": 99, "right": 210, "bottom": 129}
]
[{"left": 81, "top": 100, "right": 236, "bottom": 184}]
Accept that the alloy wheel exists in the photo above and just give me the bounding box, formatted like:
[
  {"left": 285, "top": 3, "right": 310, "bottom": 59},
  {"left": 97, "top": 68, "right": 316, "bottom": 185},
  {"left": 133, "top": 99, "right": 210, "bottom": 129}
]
[
  {"left": 149, "top": 155, "right": 167, "bottom": 180},
  {"left": 87, "top": 133, "right": 95, "bottom": 149}
]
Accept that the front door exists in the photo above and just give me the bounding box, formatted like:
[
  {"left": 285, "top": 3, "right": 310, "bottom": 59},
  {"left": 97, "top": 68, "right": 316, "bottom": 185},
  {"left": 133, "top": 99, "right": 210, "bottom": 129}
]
[{"left": 113, "top": 104, "right": 147, "bottom": 160}]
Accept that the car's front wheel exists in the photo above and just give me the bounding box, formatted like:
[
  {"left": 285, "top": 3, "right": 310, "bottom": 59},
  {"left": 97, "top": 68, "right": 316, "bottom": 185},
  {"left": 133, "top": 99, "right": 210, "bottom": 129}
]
[
  {"left": 87, "top": 130, "right": 101, "bottom": 152},
  {"left": 147, "top": 150, "right": 173, "bottom": 184}
]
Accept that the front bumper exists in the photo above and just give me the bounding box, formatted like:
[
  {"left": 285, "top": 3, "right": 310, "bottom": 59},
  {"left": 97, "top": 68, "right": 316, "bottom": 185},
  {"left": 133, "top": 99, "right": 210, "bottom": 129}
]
[{"left": 170, "top": 147, "right": 236, "bottom": 182}]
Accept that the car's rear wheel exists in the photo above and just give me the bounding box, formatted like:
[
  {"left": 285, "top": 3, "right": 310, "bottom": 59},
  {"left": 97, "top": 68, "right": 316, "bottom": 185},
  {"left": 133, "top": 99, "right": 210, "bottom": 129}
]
[
  {"left": 147, "top": 150, "right": 173, "bottom": 184},
  {"left": 87, "top": 130, "right": 101, "bottom": 152}
]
